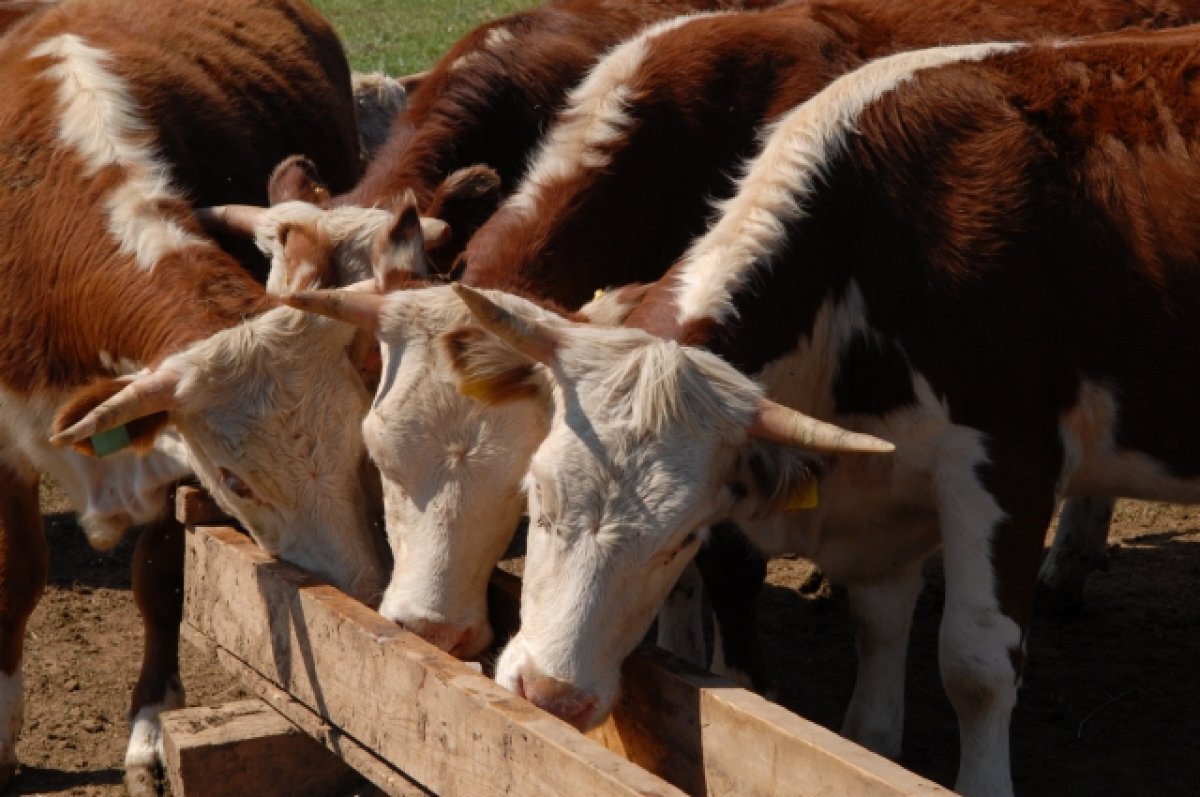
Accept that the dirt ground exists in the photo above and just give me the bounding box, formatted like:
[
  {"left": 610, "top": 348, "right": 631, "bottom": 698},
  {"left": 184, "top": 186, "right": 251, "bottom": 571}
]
[{"left": 9, "top": 487, "right": 1199, "bottom": 796}]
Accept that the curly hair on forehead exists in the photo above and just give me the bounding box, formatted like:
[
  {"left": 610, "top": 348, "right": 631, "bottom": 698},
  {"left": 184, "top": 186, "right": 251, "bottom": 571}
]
[{"left": 592, "top": 336, "right": 762, "bottom": 439}]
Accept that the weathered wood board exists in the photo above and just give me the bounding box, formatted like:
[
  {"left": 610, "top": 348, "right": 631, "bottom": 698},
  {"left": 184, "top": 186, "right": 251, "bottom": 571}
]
[
  {"left": 184, "top": 523, "right": 683, "bottom": 797},
  {"left": 160, "top": 699, "right": 364, "bottom": 797},
  {"left": 180, "top": 486, "right": 951, "bottom": 797}
]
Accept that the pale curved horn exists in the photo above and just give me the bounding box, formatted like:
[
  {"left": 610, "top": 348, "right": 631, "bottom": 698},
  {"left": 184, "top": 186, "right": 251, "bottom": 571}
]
[
  {"left": 281, "top": 288, "right": 387, "bottom": 332},
  {"left": 748, "top": 398, "right": 895, "bottom": 454},
  {"left": 50, "top": 370, "right": 180, "bottom": 448},
  {"left": 450, "top": 283, "right": 558, "bottom": 365},
  {"left": 195, "top": 204, "right": 267, "bottom": 237}
]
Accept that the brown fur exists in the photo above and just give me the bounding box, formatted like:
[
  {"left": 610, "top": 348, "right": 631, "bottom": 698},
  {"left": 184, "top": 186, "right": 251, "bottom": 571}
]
[
  {"left": 651, "top": 28, "right": 1200, "bottom": 627},
  {"left": 442, "top": 326, "right": 544, "bottom": 405},
  {"left": 332, "top": 0, "right": 778, "bottom": 272},
  {"left": 0, "top": 0, "right": 358, "bottom": 394},
  {"left": 447, "top": 0, "right": 1200, "bottom": 325}
]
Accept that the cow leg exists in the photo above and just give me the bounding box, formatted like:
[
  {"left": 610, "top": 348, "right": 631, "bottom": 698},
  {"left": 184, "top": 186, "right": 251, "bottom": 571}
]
[
  {"left": 696, "top": 523, "right": 769, "bottom": 693},
  {"left": 936, "top": 437, "right": 1056, "bottom": 797},
  {"left": 840, "top": 562, "right": 923, "bottom": 758},
  {"left": 1036, "top": 495, "right": 1113, "bottom": 615},
  {"left": 124, "top": 490, "right": 185, "bottom": 796},
  {"left": 0, "top": 463, "right": 48, "bottom": 788},
  {"left": 656, "top": 560, "right": 706, "bottom": 668}
]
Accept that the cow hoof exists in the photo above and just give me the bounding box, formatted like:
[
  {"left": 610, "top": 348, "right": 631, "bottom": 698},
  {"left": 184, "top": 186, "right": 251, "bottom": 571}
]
[{"left": 124, "top": 763, "right": 162, "bottom": 797}]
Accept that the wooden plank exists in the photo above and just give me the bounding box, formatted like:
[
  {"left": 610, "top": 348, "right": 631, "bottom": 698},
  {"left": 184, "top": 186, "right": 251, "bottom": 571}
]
[
  {"left": 160, "top": 699, "right": 364, "bottom": 797},
  {"left": 181, "top": 625, "right": 431, "bottom": 797},
  {"left": 183, "top": 525, "right": 684, "bottom": 797},
  {"left": 176, "top": 484, "right": 233, "bottom": 526},
  {"left": 489, "top": 570, "right": 951, "bottom": 797}
]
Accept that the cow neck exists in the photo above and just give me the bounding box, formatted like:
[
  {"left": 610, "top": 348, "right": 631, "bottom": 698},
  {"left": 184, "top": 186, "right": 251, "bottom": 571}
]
[{"left": 1, "top": 240, "right": 273, "bottom": 393}]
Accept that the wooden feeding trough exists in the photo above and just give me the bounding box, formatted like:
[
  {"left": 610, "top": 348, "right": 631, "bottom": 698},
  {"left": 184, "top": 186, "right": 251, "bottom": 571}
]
[{"left": 172, "top": 486, "right": 951, "bottom": 797}]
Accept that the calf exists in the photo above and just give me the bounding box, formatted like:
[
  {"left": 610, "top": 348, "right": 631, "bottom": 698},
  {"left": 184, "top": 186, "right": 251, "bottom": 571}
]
[
  {"left": 447, "top": 27, "right": 1200, "bottom": 796},
  {"left": 283, "top": 0, "right": 1200, "bottom": 667},
  {"left": 0, "top": 0, "right": 378, "bottom": 787}
]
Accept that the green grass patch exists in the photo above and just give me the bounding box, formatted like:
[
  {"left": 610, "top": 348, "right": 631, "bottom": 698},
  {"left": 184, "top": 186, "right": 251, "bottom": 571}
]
[{"left": 312, "top": 0, "right": 535, "bottom": 76}]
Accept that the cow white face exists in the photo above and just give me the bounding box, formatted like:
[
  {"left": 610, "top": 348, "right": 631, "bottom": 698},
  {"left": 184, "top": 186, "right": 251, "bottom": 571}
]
[
  {"left": 364, "top": 287, "right": 548, "bottom": 656},
  {"left": 446, "top": 286, "right": 892, "bottom": 727},
  {"left": 281, "top": 282, "right": 654, "bottom": 658},
  {"left": 52, "top": 307, "right": 387, "bottom": 604}
]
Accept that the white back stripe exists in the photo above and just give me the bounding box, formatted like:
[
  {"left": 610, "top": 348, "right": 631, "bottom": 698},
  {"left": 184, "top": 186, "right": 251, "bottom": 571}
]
[
  {"left": 31, "top": 34, "right": 205, "bottom": 270},
  {"left": 674, "top": 42, "right": 1023, "bottom": 325},
  {"left": 506, "top": 12, "right": 730, "bottom": 217}
]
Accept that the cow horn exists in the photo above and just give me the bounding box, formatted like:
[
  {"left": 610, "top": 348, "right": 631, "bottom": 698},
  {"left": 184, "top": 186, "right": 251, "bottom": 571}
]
[
  {"left": 281, "top": 288, "right": 387, "bottom": 332},
  {"left": 747, "top": 398, "right": 895, "bottom": 454},
  {"left": 196, "top": 204, "right": 266, "bottom": 237},
  {"left": 451, "top": 283, "right": 558, "bottom": 365},
  {"left": 50, "top": 370, "right": 180, "bottom": 448}
]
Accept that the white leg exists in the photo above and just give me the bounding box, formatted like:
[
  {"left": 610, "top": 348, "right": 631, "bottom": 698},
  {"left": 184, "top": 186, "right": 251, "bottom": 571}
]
[
  {"left": 840, "top": 563, "right": 923, "bottom": 758},
  {"left": 1038, "top": 496, "right": 1112, "bottom": 608},
  {"left": 656, "top": 561, "right": 706, "bottom": 667},
  {"left": 935, "top": 432, "right": 1024, "bottom": 797},
  {"left": 124, "top": 680, "right": 185, "bottom": 770}
]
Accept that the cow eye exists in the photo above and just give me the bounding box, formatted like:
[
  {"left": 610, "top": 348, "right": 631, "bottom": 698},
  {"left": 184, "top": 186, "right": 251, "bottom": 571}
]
[{"left": 219, "top": 467, "right": 255, "bottom": 500}]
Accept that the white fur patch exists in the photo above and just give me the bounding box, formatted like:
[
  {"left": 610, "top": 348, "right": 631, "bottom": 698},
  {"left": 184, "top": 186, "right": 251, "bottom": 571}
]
[
  {"left": 506, "top": 12, "right": 729, "bottom": 217},
  {"left": 30, "top": 34, "right": 204, "bottom": 270},
  {"left": 255, "top": 201, "right": 395, "bottom": 292},
  {"left": 124, "top": 684, "right": 184, "bottom": 769},
  {"left": 1058, "top": 381, "right": 1200, "bottom": 502},
  {"left": 673, "top": 41, "right": 1023, "bottom": 325}
]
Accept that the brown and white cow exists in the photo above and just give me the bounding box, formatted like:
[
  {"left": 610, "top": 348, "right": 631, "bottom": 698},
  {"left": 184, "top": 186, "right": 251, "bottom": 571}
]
[
  {"left": 446, "top": 28, "right": 1200, "bottom": 795},
  {"left": 230, "top": 0, "right": 781, "bottom": 292},
  {"left": 281, "top": 0, "right": 1200, "bottom": 667},
  {"left": 0, "top": 0, "right": 381, "bottom": 788}
]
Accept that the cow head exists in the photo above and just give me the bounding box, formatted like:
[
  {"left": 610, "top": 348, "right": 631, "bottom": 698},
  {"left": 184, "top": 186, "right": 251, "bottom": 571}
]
[
  {"left": 445, "top": 285, "right": 893, "bottom": 727},
  {"left": 49, "top": 230, "right": 388, "bottom": 604},
  {"left": 200, "top": 157, "right": 501, "bottom": 286},
  {"left": 282, "top": 269, "right": 649, "bottom": 658}
]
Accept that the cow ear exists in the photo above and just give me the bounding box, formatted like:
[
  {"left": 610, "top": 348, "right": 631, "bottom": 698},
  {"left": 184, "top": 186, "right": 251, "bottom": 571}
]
[
  {"left": 51, "top": 375, "right": 177, "bottom": 457},
  {"left": 268, "top": 155, "right": 332, "bottom": 207},
  {"left": 373, "top": 191, "right": 448, "bottom": 288},
  {"left": 278, "top": 222, "right": 337, "bottom": 291},
  {"left": 441, "top": 326, "right": 546, "bottom": 405},
  {"left": 423, "top": 166, "right": 501, "bottom": 269}
]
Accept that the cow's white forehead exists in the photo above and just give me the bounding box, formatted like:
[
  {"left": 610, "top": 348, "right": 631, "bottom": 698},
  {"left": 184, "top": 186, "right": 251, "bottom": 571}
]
[{"left": 255, "top": 201, "right": 396, "bottom": 290}]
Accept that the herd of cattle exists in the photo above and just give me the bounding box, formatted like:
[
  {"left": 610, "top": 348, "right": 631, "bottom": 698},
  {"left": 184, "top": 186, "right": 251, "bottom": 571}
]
[{"left": 1, "top": 0, "right": 1198, "bottom": 794}]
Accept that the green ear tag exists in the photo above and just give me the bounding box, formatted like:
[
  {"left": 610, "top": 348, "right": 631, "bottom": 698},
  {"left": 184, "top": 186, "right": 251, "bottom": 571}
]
[{"left": 90, "top": 425, "right": 131, "bottom": 458}]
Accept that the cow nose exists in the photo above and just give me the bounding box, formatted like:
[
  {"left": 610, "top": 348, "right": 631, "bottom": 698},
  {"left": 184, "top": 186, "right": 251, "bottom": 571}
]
[
  {"left": 400, "top": 618, "right": 475, "bottom": 657},
  {"left": 513, "top": 667, "right": 600, "bottom": 731}
]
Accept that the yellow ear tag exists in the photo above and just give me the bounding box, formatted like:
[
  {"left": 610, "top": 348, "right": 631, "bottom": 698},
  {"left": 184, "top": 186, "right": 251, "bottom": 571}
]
[
  {"left": 458, "top": 379, "right": 495, "bottom": 402},
  {"left": 593, "top": 288, "right": 606, "bottom": 301},
  {"left": 786, "top": 477, "right": 819, "bottom": 511}
]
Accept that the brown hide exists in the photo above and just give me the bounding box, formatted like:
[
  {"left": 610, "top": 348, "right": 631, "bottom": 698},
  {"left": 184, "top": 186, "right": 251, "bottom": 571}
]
[
  {"left": 0, "top": 0, "right": 356, "bottom": 394},
  {"left": 339, "top": 0, "right": 781, "bottom": 272},
  {"left": 449, "top": 0, "right": 1200, "bottom": 313},
  {"left": 659, "top": 30, "right": 1200, "bottom": 625}
]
